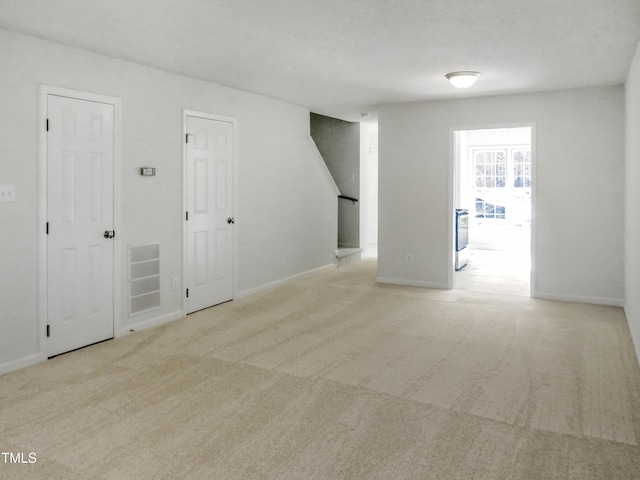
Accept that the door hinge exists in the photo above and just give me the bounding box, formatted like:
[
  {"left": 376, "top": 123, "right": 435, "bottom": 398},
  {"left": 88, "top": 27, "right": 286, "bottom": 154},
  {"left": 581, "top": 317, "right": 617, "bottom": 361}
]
[
  {"left": 186, "top": 288, "right": 189, "bottom": 298},
  {"left": 185, "top": 133, "right": 189, "bottom": 144},
  {"left": 185, "top": 211, "right": 189, "bottom": 221},
  {"left": 46, "top": 222, "right": 49, "bottom": 234},
  {"left": 46, "top": 118, "right": 49, "bottom": 132},
  {"left": 46, "top": 325, "right": 50, "bottom": 337}
]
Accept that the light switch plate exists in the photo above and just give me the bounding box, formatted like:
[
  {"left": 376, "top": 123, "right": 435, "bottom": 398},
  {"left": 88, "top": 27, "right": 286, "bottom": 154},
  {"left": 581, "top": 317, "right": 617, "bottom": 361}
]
[{"left": 0, "top": 185, "right": 16, "bottom": 203}]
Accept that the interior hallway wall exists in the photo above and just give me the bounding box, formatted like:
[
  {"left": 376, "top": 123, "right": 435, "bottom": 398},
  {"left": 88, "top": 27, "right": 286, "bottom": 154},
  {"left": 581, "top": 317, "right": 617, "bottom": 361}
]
[
  {"left": 625, "top": 38, "right": 640, "bottom": 366},
  {"left": 378, "top": 86, "right": 624, "bottom": 305},
  {"left": 0, "top": 28, "right": 337, "bottom": 373},
  {"left": 361, "top": 123, "right": 378, "bottom": 257}
]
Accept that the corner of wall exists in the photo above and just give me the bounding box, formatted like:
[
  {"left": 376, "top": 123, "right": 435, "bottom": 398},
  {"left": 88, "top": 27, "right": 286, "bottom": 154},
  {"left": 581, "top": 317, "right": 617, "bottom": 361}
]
[{"left": 624, "top": 38, "right": 640, "bottom": 368}]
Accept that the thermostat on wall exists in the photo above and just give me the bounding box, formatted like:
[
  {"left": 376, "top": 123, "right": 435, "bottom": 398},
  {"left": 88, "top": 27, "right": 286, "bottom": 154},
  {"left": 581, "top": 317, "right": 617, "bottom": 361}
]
[{"left": 140, "top": 167, "right": 156, "bottom": 176}]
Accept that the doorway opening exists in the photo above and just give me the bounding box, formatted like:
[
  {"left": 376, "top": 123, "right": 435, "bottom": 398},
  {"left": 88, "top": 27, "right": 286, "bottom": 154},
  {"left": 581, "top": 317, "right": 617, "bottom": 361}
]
[
  {"left": 453, "top": 126, "right": 533, "bottom": 296},
  {"left": 361, "top": 120, "right": 378, "bottom": 259}
]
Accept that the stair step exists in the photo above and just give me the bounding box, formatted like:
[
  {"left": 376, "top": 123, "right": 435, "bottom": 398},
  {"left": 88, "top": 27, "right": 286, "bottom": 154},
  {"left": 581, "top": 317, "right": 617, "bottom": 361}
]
[{"left": 334, "top": 248, "right": 363, "bottom": 267}]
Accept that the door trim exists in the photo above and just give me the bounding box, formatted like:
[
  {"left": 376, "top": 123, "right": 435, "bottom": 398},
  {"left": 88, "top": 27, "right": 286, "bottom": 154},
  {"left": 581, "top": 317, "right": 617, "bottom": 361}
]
[
  {"left": 182, "top": 109, "right": 238, "bottom": 315},
  {"left": 448, "top": 122, "right": 537, "bottom": 297},
  {"left": 38, "top": 85, "right": 122, "bottom": 361}
]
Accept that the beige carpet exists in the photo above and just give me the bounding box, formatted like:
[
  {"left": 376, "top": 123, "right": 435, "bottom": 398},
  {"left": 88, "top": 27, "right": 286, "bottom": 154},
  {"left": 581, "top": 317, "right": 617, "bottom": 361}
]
[
  {"left": 1, "top": 259, "right": 640, "bottom": 479},
  {"left": 455, "top": 248, "right": 531, "bottom": 297}
]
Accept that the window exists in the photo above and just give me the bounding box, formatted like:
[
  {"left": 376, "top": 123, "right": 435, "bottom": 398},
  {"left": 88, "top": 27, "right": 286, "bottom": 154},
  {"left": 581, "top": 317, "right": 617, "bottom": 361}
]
[
  {"left": 475, "top": 198, "right": 506, "bottom": 219},
  {"left": 474, "top": 150, "right": 506, "bottom": 188},
  {"left": 513, "top": 149, "right": 531, "bottom": 188},
  {"left": 471, "top": 147, "right": 531, "bottom": 221},
  {"left": 473, "top": 149, "right": 507, "bottom": 219}
]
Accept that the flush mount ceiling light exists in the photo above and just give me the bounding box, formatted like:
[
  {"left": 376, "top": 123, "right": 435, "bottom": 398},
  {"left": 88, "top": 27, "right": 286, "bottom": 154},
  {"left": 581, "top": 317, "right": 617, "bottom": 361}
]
[{"left": 445, "top": 71, "right": 481, "bottom": 88}]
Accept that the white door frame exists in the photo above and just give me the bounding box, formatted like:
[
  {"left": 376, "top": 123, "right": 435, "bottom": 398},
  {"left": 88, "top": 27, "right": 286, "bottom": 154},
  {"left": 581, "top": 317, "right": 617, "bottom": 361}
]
[
  {"left": 448, "top": 122, "right": 537, "bottom": 297},
  {"left": 38, "top": 85, "right": 122, "bottom": 360},
  {"left": 182, "top": 109, "right": 238, "bottom": 315}
]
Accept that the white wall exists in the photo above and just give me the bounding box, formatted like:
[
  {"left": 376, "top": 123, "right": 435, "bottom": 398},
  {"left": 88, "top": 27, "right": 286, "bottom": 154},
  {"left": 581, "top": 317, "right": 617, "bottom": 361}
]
[
  {"left": 359, "top": 122, "right": 370, "bottom": 253},
  {"left": 0, "top": 29, "right": 337, "bottom": 373},
  {"left": 625, "top": 40, "right": 640, "bottom": 366},
  {"left": 378, "top": 87, "right": 624, "bottom": 304},
  {"left": 365, "top": 125, "right": 379, "bottom": 257}
]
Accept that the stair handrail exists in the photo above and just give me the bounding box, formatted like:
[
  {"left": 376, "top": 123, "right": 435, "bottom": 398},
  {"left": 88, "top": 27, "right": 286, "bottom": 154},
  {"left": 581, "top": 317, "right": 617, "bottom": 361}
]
[{"left": 338, "top": 195, "right": 359, "bottom": 204}]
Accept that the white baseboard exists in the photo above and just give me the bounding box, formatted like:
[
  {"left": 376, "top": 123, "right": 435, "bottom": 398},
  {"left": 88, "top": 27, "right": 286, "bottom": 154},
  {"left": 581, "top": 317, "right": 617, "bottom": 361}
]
[
  {"left": 376, "top": 276, "right": 449, "bottom": 290},
  {"left": 0, "top": 353, "right": 42, "bottom": 377},
  {"left": 534, "top": 291, "right": 623, "bottom": 307},
  {"left": 237, "top": 263, "right": 335, "bottom": 299},
  {"left": 116, "top": 309, "right": 184, "bottom": 336}
]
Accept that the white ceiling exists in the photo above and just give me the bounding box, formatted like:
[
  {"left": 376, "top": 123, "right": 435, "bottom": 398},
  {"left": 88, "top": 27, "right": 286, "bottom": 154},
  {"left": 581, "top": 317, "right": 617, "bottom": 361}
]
[{"left": 1, "top": 0, "right": 639, "bottom": 121}]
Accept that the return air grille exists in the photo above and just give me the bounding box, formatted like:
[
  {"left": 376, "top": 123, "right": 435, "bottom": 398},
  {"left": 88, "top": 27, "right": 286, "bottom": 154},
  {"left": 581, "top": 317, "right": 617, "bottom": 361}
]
[{"left": 128, "top": 244, "right": 161, "bottom": 315}]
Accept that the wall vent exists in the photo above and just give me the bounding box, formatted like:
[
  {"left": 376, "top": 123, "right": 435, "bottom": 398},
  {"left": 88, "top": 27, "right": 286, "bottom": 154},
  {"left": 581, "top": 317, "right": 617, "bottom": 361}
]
[{"left": 128, "top": 243, "right": 161, "bottom": 316}]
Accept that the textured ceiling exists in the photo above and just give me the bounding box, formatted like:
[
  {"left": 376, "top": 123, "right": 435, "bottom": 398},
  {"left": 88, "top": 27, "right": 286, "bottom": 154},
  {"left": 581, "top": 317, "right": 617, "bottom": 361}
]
[{"left": 0, "top": 0, "right": 639, "bottom": 121}]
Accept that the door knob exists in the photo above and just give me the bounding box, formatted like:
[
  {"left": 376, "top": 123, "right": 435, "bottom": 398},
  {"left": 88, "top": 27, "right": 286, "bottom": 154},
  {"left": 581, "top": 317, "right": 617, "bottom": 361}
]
[
  {"left": 227, "top": 217, "right": 235, "bottom": 224},
  {"left": 104, "top": 230, "right": 115, "bottom": 239}
]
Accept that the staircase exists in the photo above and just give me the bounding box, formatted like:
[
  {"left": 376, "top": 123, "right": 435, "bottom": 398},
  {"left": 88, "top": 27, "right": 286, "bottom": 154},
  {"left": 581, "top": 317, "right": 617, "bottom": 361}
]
[{"left": 335, "top": 247, "right": 363, "bottom": 268}]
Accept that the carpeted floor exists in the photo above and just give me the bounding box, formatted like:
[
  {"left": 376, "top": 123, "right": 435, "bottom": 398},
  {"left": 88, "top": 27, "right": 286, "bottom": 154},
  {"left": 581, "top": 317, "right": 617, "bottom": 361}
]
[
  {"left": 455, "top": 248, "right": 530, "bottom": 296},
  {"left": 1, "top": 259, "right": 640, "bottom": 479}
]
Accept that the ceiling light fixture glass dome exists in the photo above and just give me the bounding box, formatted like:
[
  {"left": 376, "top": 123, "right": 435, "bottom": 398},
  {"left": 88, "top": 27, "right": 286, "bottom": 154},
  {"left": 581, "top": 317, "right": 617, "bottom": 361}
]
[{"left": 446, "top": 71, "right": 481, "bottom": 88}]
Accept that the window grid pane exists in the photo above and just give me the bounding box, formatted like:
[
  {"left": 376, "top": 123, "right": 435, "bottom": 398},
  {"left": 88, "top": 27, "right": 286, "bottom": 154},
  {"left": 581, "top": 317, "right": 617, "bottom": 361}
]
[
  {"left": 473, "top": 150, "right": 507, "bottom": 190},
  {"left": 513, "top": 149, "right": 531, "bottom": 188}
]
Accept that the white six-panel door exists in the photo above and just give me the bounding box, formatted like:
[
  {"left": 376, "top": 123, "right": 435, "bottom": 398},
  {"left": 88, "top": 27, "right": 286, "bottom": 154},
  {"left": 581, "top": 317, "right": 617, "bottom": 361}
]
[
  {"left": 185, "top": 115, "right": 234, "bottom": 313},
  {"left": 47, "top": 94, "right": 115, "bottom": 357}
]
